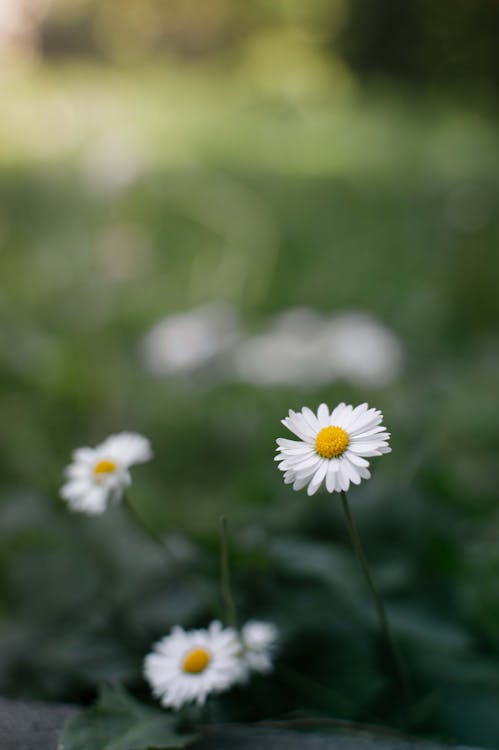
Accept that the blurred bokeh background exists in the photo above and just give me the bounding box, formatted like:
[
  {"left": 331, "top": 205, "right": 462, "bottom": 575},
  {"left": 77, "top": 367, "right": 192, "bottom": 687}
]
[{"left": 1, "top": 0, "right": 499, "bottom": 746}]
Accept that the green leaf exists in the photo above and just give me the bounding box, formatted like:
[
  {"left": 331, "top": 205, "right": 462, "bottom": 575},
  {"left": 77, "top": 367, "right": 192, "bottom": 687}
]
[{"left": 60, "top": 684, "right": 198, "bottom": 750}]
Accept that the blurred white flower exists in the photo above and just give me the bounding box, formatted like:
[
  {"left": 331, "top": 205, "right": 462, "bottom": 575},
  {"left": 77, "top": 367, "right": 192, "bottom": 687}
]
[
  {"left": 0, "top": 0, "right": 51, "bottom": 56},
  {"left": 144, "top": 621, "right": 244, "bottom": 709},
  {"left": 276, "top": 402, "right": 391, "bottom": 495},
  {"left": 232, "top": 308, "right": 328, "bottom": 386},
  {"left": 60, "top": 432, "right": 152, "bottom": 515},
  {"left": 241, "top": 621, "right": 278, "bottom": 675},
  {"left": 324, "top": 312, "right": 404, "bottom": 388},
  {"left": 232, "top": 308, "right": 403, "bottom": 388},
  {"left": 141, "top": 303, "right": 240, "bottom": 377},
  {"left": 80, "top": 135, "right": 145, "bottom": 196}
]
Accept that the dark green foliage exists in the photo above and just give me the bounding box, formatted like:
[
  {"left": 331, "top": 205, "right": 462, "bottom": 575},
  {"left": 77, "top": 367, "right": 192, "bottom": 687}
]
[
  {"left": 1, "top": 66, "right": 499, "bottom": 748},
  {"left": 61, "top": 685, "right": 197, "bottom": 750}
]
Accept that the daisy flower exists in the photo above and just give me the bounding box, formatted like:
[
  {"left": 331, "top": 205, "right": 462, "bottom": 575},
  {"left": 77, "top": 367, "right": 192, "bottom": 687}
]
[
  {"left": 276, "top": 402, "right": 391, "bottom": 496},
  {"left": 60, "top": 432, "right": 152, "bottom": 514},
  {"left": 144, "top": 621, "right": 244, "bottom": 709},
  {"left": 241, "top": 620, "right": 278, "bottom": 675}
]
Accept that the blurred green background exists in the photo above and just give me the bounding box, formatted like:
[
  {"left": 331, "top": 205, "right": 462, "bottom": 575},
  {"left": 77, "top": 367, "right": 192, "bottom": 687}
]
[{"left": 1, "top": 0, "right": 499, "bottom": 746}]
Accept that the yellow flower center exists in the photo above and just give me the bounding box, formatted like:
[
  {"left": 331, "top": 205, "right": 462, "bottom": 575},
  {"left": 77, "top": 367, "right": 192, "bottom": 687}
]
[
  {"left": 182, "top": 647, "right": 211, "bottom": 674},
  {"left": 94, "top": 459, "right": 118, "bottom": 476},
  {"left": 315, "top": 426, "right": 349, "bottom": 458}
]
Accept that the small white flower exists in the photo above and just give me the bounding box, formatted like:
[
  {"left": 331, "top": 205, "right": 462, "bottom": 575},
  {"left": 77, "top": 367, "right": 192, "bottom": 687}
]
[
  {"left": 276, "top": 402, "right": 391, "bottom": 496},
  {"left": 60, "top": 432, "right": 152, "bottom": 515},
  {"left": 144, "top": 621, "right": 244, "bottom": 709},
  {"left": 241, "top": 621, "right": 278, "bottom": 675}
]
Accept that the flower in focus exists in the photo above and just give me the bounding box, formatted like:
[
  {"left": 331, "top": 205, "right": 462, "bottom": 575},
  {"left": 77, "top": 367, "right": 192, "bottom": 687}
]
[
  {"left": 276, "top": 403, "right": 391, "bottom": 496},
  {"left": 241, "top": 620, "right": 278, "bottom": 675},
  {"left": 144, "top": 621, "right": 244, "bottom": 709},
  {"left": 60, "top": 432, "right": 153, "bottom": 514}
]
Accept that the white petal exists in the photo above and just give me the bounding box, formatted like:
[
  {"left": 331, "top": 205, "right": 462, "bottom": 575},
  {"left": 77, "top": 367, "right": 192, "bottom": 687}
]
[
  {"left": 335, "top": 404, "right": 353, "bottom": 428},
  {"left": 348, "top": 412, "right": 383, "bottom": 435},
  {"left": 65, "top": 464, "right": 92, "bottom": 480},
  {"left": 275, "top": 446, "right": 314, "bottom": 460},
  {"left": 74, "top": 486, "right": 108, "bottom": 514},
  {"left": 326, "top": 461, "right": 341, "bottom": 492},
  {"left": 72, "top": 447, "right": 96, "bottom": 464},
  {"left": 337, "top": 467, "right": 350, "bottom": 492},
  {"left": 60, "top": 479, "right": 91, "bottom": 500},
  {"left": 342, "top": 402, "right": 368, "bottom": 430},
  {"left": 98, "top": 432, "right": 153, "bottom": 466},
  {"left": 378, "top": 445, "right": 392, "bottom": 454},
  {"left": 344, "top": 451, "right": 370, "bottom": 468},
  {"left": 277, "top": 444, "right": 315, "bottom": 456},
  {"left": 329, "top": 402, "right": 347, "bottom": 423},
  {"left": 357, "top": 466, "right": 371, "bottom": 480},
  {"left": 276, "top": 438, "right": 306, "bottom": 449},
  {"left": 350, "top": 427, "right": 390, "bottom": 441},
  {"left": 293, "top": 475, "right": 310, "bottom": 491},
  {"left": 316, "top": 403, "right": 330, "bottom": 427},
  {"left": 342, "top": 459, "right": 361, "bottom": 485},
  {"left": 293, "top": 458, "right": 322, "bottom": 478},
  {"left": 281, "top": 454, "right": 320, "bottom": 473},
  {"left": 306, "top": 460, "right": 328, "bottom": 496},
  {"left": 282, "top": 416, "right": 315, "bottom": 443},
  {"left": 348, "top": 443, "right": 386, "bottom": 456},
  {"left": 301, "top": 407, "right": 321, "bottom": 431}
]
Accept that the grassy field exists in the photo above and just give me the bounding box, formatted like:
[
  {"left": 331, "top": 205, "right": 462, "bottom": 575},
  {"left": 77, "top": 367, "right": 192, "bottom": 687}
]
[{"left": 1, "top": 63, "right": 499, "bottom": 746}]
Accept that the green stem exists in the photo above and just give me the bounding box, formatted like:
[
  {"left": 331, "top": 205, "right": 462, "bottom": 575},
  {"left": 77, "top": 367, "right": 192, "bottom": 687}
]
[
  {"left": 220, "top": 516, "right": 238, "bottom": 628},
  {"left": 122, "top": 493, "right": 165, "bottom": 550},
  {"left": 340, "top": 491, "right": 411, "bottom": 711}
]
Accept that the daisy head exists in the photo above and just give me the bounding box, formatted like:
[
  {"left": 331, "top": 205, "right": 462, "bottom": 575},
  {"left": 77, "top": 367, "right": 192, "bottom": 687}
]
[
  {"left": 144, "top": 621, "right": 245, "bottom": 710},
  {"left": 276, "top": 402, "right": 391, "bottom": 496},
  {"left": 241, "top": 620, "right": 278, "bottom": 676},
  {"left": 60, "top": 432, "right": 153, "bottom": 515}
]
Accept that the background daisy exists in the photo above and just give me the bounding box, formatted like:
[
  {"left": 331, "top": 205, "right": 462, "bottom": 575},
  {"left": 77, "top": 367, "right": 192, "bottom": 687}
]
[
  {"left": 60, "top": 432, "right": 152, "bottom": 514},
  {"left": 241, "top": 621, "right": 278, "bottom": 675},
  {"left": 144, "top": 621, "right": 244, "bottom": 709},
  {"left": 276, "top": 402, "right": 391, "bottom": 496}
]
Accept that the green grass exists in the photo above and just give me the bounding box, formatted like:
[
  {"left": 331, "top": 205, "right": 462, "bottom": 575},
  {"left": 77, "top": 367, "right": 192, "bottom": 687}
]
[{"left": 1, "top": 63, "right": 499, "bottom": 746}]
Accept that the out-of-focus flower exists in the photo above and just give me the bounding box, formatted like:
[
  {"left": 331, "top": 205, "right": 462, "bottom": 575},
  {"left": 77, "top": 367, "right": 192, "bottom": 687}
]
[
  {"left": 241, "top": 621, "right": 278, "bottom": 675},
  {"left": 276, "top": 402, "right": 391, "bottom": 496},
  {"left": 140, "top": 303, "right": 240, "bottom": 377},
  {"left": 144, "top": 621, "right": 244, "bottom": 709},
  {"left": 60, "top": 433, "right": 152, "bottom": 515},
  {"left": 232, "top": 308, "right": 327, "bottom": 386},
  {"left": 232, "top": 308, "right": 403, "bottom": 388},
  {"left": 80, "top": 135, "right": 145, "bottom": 196},
  {"left": 0, "top": 0, "right": 51, "bottom": 57},
  {"left": 324, "top": 312, "right": 404, "bottom": 388}
]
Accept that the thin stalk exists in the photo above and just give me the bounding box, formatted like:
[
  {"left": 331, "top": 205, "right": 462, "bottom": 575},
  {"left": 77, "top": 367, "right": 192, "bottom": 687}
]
[
  {"left": 340, "top": 491, "right": 411, "bottom": 711},
  {"left": 220, "top": 516, "right": 238, "bottom": 628},
  {"left": 123, "top": 495, "right": 221, "bottom": 617},
  {"left": 122, "top": 493, "right": 165, "bottom": 551}
]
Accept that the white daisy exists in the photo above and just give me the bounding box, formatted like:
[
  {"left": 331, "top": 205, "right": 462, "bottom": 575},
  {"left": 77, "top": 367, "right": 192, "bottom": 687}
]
[
  {"left": 144, "top": 621, "right": 244, "bottom": 709},
  {"left": 241, "top": 621, "right": 278, "bottom": 675},
  {"left": 60, "top": 432, "right": 153, "bottom": 514},
  {"left": 276, "top": 402, "right": 391, "bottom": 496}
]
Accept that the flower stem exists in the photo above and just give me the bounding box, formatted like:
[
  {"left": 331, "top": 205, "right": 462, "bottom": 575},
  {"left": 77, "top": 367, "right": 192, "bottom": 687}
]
[
  {"left": 340, "top": 491, "right": 411, "bottom": 712},
  {"left": 122, "top": 493, "right": 165, "bottom": 551},
  {"left": 220, "top": 515, "right": 238, "bottom": 629}
]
